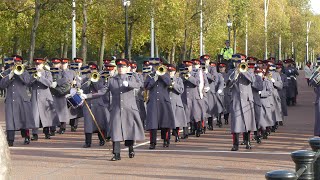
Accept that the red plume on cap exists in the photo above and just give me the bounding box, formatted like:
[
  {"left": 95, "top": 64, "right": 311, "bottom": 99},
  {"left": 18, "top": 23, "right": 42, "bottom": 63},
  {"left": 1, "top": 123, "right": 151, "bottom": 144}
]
[
  {"left": 183, "top": 60, "right": 193, "bottom": 67},
  {"left": 103, "top": 59, "right": 111, "bottom": 64},
  {"left": 191, "top": 59, "right": 201, "bottom": 65},
  {"left": 12, "top": 55, "right": 23, "bottom": 61},
  {"left": 61, "top": 58, "right": 69, "bottom": 63},
  {"left": 51, "top": 58, "right": 61, "bottom": 64},
  {"left": 33, "top": 58, "right": 45, "bottom": 64},
  {"left": 116, "top": 59, "right": 129, "bottom": 66},
  {"left": 74, "top": 57, "right": 83, "bottom": 63}
]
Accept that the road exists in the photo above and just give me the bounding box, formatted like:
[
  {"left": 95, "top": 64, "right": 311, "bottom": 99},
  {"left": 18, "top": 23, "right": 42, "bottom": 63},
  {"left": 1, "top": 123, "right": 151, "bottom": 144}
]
[{"left": 0, "top": 71, "right": 316, "bottom": 180}]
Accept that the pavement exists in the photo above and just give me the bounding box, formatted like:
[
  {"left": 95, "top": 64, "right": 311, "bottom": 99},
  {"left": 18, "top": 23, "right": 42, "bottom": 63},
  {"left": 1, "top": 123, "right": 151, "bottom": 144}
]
[{"left": 0, "top": 71, "right": 316, "bottom": 180}]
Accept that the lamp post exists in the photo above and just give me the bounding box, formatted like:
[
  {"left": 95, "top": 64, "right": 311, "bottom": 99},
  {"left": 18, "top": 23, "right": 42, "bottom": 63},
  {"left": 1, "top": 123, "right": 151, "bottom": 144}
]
[
  {"left": 227, "top": 15, "right": 232, "bottom": 43},
  {"left": 123, "top": 0, "right": 130, "bottom": 60},
  {"left": 72, "top": 0, "right": 76, "bottom": 59},
  {"left": 199, "top": 0, "right": 203, "bottom": 56},
  {"left": 306, "top": 21, "right": 311, "bottom": 64}
]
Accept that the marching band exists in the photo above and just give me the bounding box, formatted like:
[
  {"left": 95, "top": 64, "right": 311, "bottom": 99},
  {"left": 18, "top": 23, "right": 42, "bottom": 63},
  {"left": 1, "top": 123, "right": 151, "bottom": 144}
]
[{"left": 0, "top": 52, "right": 300, "bottom": 161}]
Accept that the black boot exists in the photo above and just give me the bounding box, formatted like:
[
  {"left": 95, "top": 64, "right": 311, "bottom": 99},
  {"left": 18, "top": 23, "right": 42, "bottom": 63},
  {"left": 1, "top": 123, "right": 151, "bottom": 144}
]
[
  {"left": 189, "top": 122, "right": 196, "bottom": 135},
  {"left": 196, "top": 122, "right": 201, "bottom": 137},
  {"left": 207, "top": 117, "right": 213, "bottom": 130},
  {"left": 31, "top": 134, "right": 38, "bottom": 141},
  {"left": 111, "top": 153, "right": 121, "bottom": 161},
  {"left": 8, "top": 141, "right": 13, "bottom": 147},
  {"left": 279, "top": 121, "right": 283, "bottom": 126},
  {"left": 24, "top": 137, "right": 30, "bottom": 145},
  {"left": 129, "top": 146, "right": 135, "bottom": 158},
  {"left": 224, "top": 114, "right": 229, "bottom": 125},
  {"left": 231, "top": 133, "right": 239, "bottom": 151},
  {"left": 45, "top": 134, "right": 51, "bottom": 139},
  {"left": 216, "top": 113, "right": 222, "bottom": 128},
  {"left": 245, "top": 132, "right": 252, "bottom": 149},
  {"left": 98, "top": 133, "right": 105, "bottom": 146},
  {"left": 240, "top": 133, "right": 247, "bottom": 145},
  {"left": 163, "top": 139, "right": 169, "bottom": 148},
  {"left": 71, "top": 125, "right": 77, "bottom": 132},
  {"left": 149, "top": 143, "right": 156, "bottom": 149},
  {"left": 181, "top": 127, "right": 189, "bottom": 139},
  {"left": 57, "top": 128, "right": 65, "bottom": 134},
  {"left": 83, "top": 133, "right": 92, "bottom": 148}
]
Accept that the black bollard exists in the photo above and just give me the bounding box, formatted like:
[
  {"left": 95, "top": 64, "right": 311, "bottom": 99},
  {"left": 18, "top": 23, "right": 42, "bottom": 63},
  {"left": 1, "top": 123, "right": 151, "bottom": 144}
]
[
  {"left": 291, "top": 150, "right": 315, "bottom": 180},
  {"left": 265, "top": 170, "right": 297, "bottom": 180},
  {"left": 308, "top": 137, "right": 320, "bottom": 180}
]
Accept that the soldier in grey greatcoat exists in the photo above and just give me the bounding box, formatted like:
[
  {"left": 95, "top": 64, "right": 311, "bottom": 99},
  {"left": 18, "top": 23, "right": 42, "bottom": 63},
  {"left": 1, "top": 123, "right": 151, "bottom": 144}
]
[
  {"left": 191, "top": 59, "right": 210, "bottom": 136},
  {"left": 130, "top": 61, "right": 146, "bottom": 127},
  {"left": 207, "top": 62, "right": 224, "bottom": 128},
  {"left": 268, "top": 63, "right": 283, "bottom": 130},
  {"left": 284, "top": 59, "right": 299, "bottom": 106},
  {"left": 276, "top": 62, "right": 289, "bottom": 126},
  {"left": 101, "top": 62, "right": 116, "bottom": 140},
  {"left": 167, "top": 64, "right": 187, "bottom": 142},
  {"left": 30, "top": 58, "right": 59, "bottom": 140},
  {"left": 56, "top": 58, "right": 74, "bottom": 134},
  {"left": 79, "top": 63, "right": 108, "bottom": 148},
  {"left": 310, "top": 69, "right": 320, "bottom": 136},
  {"left": 219, "top": 63, "right": 231, "bottom": 125},
  {"left": 106, "top": 59, "right": 145, "bottom": 161},
  {"left": 227, "top": 55, "right": 256, "bottom": 151},
  {"left": 250, "top": 67, "right": 264, "bottom": 144},
  {"left": 144, "top": 59, "right": 175, "bottom": 149},
  {"left": 0, "top": 56, "right": 34, "bottom": 146},
  {"left": 68, "top": 57, "right": 84, "bottom": 132},
  {"left": 49, "top": 58, "right": 70, "bottom": 136}
]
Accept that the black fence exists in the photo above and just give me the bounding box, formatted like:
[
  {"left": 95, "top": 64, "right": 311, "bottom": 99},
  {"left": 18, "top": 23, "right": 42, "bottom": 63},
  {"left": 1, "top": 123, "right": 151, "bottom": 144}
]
[{"left": 265, "top": 137, "right": 320, "bottom": 180}]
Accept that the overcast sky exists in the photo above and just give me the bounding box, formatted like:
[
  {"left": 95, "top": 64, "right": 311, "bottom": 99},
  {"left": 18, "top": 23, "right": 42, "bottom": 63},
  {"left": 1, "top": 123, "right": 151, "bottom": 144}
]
[{"left": 310, "top": 0, "right": 320, "bottom": 14}]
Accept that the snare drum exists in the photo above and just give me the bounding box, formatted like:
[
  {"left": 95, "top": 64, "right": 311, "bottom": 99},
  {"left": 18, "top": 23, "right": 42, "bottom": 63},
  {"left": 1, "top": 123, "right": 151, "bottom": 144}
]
[{"left": 67, "top": 93, "right": 84, "bottom": 108}]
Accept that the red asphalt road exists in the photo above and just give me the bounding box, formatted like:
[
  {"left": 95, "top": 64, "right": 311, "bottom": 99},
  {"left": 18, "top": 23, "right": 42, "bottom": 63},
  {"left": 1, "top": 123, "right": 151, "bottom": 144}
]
[{"left": 0, "top": 70, "right": 316, "bottom": 180}]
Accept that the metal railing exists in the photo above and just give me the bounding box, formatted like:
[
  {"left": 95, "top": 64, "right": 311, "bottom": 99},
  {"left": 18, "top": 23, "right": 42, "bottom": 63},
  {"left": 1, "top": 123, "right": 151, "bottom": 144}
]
[{"left": 265, "top": 137, "right": 320, "bottom": 180}]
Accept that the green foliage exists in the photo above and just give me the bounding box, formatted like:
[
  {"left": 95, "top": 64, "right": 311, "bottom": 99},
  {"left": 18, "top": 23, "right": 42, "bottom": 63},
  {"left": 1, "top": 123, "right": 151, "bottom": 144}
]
[{"left": 0, "top": 0, "right": 318, "bottom": 63}]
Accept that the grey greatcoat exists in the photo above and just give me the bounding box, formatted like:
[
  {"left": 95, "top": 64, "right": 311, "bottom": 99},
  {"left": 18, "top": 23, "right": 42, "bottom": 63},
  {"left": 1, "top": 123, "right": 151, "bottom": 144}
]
[
  {"left": 284, "top": 67, "right": 299, "bottom": 99},
  {"left": 271, "top": 71, "right": 283, "bottom": 122},
  {"left": 228, "top": 70, "right": 256, "bottom": 133},
  {"left": 222, "top": 72, "right": 231, "bottom": 114},
  {"left": 132, "top": 72, "right": 146, "bottom": 125},
  {"left": 311, "top": 72, "right": 320, "bottom": 136},
  {"left": 181, "top": 70, "right": 205, "bottom": 123},
  {"left": 259, "top": 79, "right": 274, "bottom": 129},
  {"left": 101, "top": 78, "right": 111, "bottom": 137},
  {"left": 30, "top": 70, "right": 59, "bottom": 128},
  {"left": 0, "top": 71, "right": 35, "bottom": 130},
  {"left": 251, "top": 75, "right": 263, "bottom": 128},
  {"left": 144, "top": 72, "right": 175, "bottom": 129},
  {"left": 82, "top": 77, "right": 108, "bottom": 134},
  {"left": 207, "top": 67, "right": 224, "bottom": 116},
  {"left": 51, "top": 70, "right": 70, "bottom": 123},
  {"left": 67, "top": 69, "right": 83, "bottom": 119},
  {"left": 279, "top": 73, "right": 289, "bottom": 116},
  {"left": 107, "top": 74, "right": 145, "bottom": 142},
  {"left": 169, "top": 76, "right": 188, "bottom": 128}
]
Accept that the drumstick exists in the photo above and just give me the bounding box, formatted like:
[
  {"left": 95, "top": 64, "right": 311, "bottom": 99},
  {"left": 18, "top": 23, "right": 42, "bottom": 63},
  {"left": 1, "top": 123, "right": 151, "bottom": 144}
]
[{"left": 84, "top": 100, "right": 108, "bottom": 145}]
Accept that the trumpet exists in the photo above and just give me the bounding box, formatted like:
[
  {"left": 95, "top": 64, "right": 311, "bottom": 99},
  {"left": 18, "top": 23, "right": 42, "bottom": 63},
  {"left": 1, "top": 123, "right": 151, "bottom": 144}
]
[
  {"left": 90, "top": 71, "right": 100, "bottom": 82},
  {"left": 184, "top": 73, "right": 191, "bottom": 79},
  {"left": 238, "top": 62, "right": 248, "bottom": 73},
  {"left": 156, "top": 65, "right": 167, "bottom": 76}
]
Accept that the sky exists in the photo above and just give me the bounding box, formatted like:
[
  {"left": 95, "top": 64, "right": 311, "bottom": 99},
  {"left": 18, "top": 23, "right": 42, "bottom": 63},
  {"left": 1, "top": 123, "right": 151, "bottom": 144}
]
[{"left": 310, "top": 0, "right": 320, "bottom": 14}]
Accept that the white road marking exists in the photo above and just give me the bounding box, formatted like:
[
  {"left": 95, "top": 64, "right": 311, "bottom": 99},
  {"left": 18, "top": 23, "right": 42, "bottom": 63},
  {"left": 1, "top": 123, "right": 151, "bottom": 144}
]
[{"left": 10, "top": 146, "right": 292, "bottom": 155}]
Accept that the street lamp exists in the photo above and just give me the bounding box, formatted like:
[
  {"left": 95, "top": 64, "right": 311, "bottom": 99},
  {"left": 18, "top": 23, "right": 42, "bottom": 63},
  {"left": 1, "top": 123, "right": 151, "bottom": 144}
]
[
  {"left": 227, "top": 15, "right": 232, "bottom": 43},
  {"left": 123, "top": 0, "right": 131, "bottom": 60}
]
